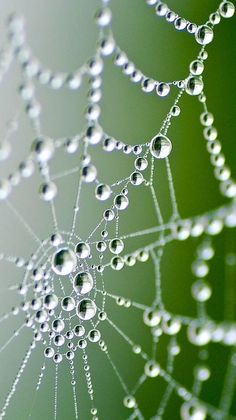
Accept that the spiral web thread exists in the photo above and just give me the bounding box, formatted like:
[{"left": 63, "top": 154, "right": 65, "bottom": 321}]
[{"left": 0, "top": 1, "right": 235, "bottom": 419}]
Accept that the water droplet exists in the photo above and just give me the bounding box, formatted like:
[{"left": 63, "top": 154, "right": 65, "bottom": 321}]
[
  {"left": 137, "top": 250, "right": 149, "bottom": 262},
  {"left": 44, "top": 347, "right": 54, "bottom": 358},
  {"left": 195, "top": 25, "right": 214, "bottom": 45},
  {"left": 185, "top": 76, "right": 204, "bottom": 96},
  {"left": 82, "top": 164, "right": 97, "bottom": 183},
  {"left": 114, "top": 194, "right": 129, "bottom": 210},
  {"left": 191, "top": 280, "right": 212, "bottom": 302},
  {"left": 76, "top": 299, "right": 97, "bottom": 321},
  {"left": 109, "top": 238, "right": 124, "bottom": 255},
  {"left": 156, "top": 82, "right": 170, "bottom": 97},
  {"left": 162, "top": 316, "right": 181, "bottom": 335},
  {"left": 187, "top": 321, "right": 212, "bottom": 346},
  {"left": 88, "top": 329, "right": 101, "bottom": 342},
  {"left": 35, "top": 309, "right": 47, "bottom": 323},
  {"left": 54, "top": 334, "right": 65, "bottom": 346},
  {"left": 189, "top": 60, "right": 204, "bottom": 75},
  {"left": 174, "top": 17, "right": 187, "bottom": 30},
  {"left": 50, "top": 233, "right": 63, "bottom": 247},
  {"left": 86, "top": 125, "right": 103, "bottom": 145},
  {"left": 197, "top": 243, "right": 214, "bottom": 260},
  {"left": 103, "top": 137, "right": 116, "bottom": 152},
  {"left": 44, "top": 294, "right": 58, "bottom": 310},
  {"left": 194, "top": 365, "right": 211, "bottom": 381},
  {"left": 141, "top": 78, "right": 155, "bottom": 93},
  {"left": 74, "top": 324, "right": 85, "bottom": 337},
  {"left": 52, "top": 319, "right": 65, "bottom": 332},
  {"left": 130, "top": 171, "right": 143, "bottom": 186},
  {"left": 73, "top": 272, "right": 93, "bottom": 294},
  {"left": 123, "top": 396, "right": 136, "bottom": 409},
  {"left": 144, "top": 360, "right": 160, "bottom": 377},
  {"left": 192, "top": 260, "right": 209, "bottom": 278},
  {"left": 39, "top": 182, "right": 57, "bottom": 201},
  {"left": 98, "top": 311, "right": 107, "bottom": 321},
  {"left": 203, "top": 126, "right": 218, "bottom": 141},
  {"left": 150, "top": 134, "right": 172, "bottom": 159},
  {"left": 31, "top": 137, "right": 54, "bottom": 163},
  {"left": 67, "top": 73, "right": 81, "bottom": 90},
  {"left": 95, "top": 184, "right": 111, "bottom": 201},
  {"left": 111, "top": 256, "right": 124, "bottom": 270},
  {"left": 0, "top": 179, "right": 11, "bottom": 200},
  {"left": 54, "top": 353, "right": 63, "bottom": 364},
  {"left": 95, "top": 7, "right": 112, "bottom": 26},
  {"left": 171, "top": 105, "right": 181, "bottom": 117},
  {"left": 180, "top": 401, "right": 207, "bottom": 420},
  {"left": 103, "top": 209, "right": 115, "bottom": 221},
  {"left": 88, "top": 57, "right": 103, "bottom": 77},
  {"left": 61, "top": 296, "right": 75, "bottom": 311},
  {"left": 209, "top": 12, "right": 221, "bottom": 25},
  {"left": 0, "top": 140, "right": 11, "bottom": 161},
  {"left": 100, "top": 36, "right": 115, "bottom": 56},
  {"left": 67, "top": 351, "right": 75, "bottom": 360},
  {"left": 219, "top": 1, "right": 235, "bottom": 18},
  {"left": 143, "top": 309, "right": 161, "bottom": 327},
  {"left": 78, "top": 339, "right": 87, "bottom": 349},
  {"left": 52, "top": 248, "right": 77, "bottom": 276},
  {"left": 75, "top": 242, "right": 90, "bottom": 259},
  {"left": 96, "top": 241, "right": 107, "bottom": 252}
]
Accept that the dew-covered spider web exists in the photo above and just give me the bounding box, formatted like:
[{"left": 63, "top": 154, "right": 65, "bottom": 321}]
[{"left": 0, "top": 0, "right": 235, "bottom": 419}]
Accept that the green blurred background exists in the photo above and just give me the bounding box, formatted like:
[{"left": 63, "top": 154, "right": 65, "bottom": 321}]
[{"left": 0, "top": 1, "right": 235, "bottom": 419}]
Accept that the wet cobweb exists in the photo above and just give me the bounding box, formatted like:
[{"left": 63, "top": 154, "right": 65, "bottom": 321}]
[{"left": 0, "top": 1, "right": 235, "bottom": 419}]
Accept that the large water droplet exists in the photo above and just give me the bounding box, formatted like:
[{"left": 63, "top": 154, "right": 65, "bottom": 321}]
[
  {"left": 185, "top": 76, "right": 204, "bottom": 96},
  {"left": 31, "top": 136, "right": 54, "bottom": 163},
  {"left": 195, "top": 25, "right": 214, "bottom": 45},
  {"left": 52, "top": 248, "right": 77, "bottom": 276},
  {"left": 150, "top": 134, "right": 172, "bottom": 159},
  {"left": 75, "top": 242, "right": 90, "bottom": 259},
  {"left": 76, "top": 299, "right": 97, "bottom": 320},
  {"left": 73, "top": 272, "right": 93, "bottom": 294},
  {"left": 219, "top": 1, "right": 235, "bottom": 18},
  {"left": 44, "top": 294, "right": 58, "bottom": 310},
  {"left": 61, "top": 296, "right": 75, "bottom": 311}
]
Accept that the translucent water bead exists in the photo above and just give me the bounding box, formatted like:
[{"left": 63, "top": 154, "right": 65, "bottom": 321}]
[
  {"left": 73, "top": 272, "right": 93, "bottom": 294},
  {"left": 95, "top": 7, "right": 112, "bottom": 26},
  {"left": 109, "top": 238, "right": 124, "bottom": 254},
  {"left": 52, "top": 248, "right": 77, "bottom": 276},
  {"left": 144, "top": 360, "right": 160, "bottom": 377},
  {"left": 195, "top": 25, "right": 214, "bottom": 45},
  {"left": 150, "top": 134, "right": 172, "bottom": 158},
  {"left": 76, "top": 299, "right": 97, "bottom": 321},
  {"left": 123, "top": 395, "right": 136, "bottom": 409},
  {"left": 156, "top": 82, "right": 170, "bottom": 97},
  {"left": 185, "top": 76, "right": 204, "bottom": 96},
  {"left": 31, "top": 137, "right": 55, "bottom": 163},
  {"left": 39, "top": 182, "right": 57, "bottom": 201},
  {"left": 0, "top": 179, "right": 11, "bottom": 200},
  {"left": 194, "top": 365, "right": 211, "bottom": 381},
  {"left": 180, "top": 401, "right": 207, "bottom": 420},
  {"left": 95, "top": 184, "right": 111, "bottom": 201},
  {"left": 61, "top": 296, "right": 75, "bottom": 311},
  {"left": 0, "top": 140, "right": 10, "bottom": 161},
  {"left": 191, "top": 280, "right": 212, "bottom": 302},
  {"left": 75, "top": 242, "right": 90, "bottom": 259},
  {"left": 219, "top": 1, "right": 235, "bottom": 18},
  {"left": 44, "top": 294, "right": 58, "bottom": 310},
  {"left": 189, "top": 60, "right": 204, "bottom": 76}
]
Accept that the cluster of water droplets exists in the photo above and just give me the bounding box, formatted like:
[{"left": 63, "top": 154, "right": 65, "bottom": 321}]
[{"left": 0, "top": 1, "right": 235, "bottom": 419}]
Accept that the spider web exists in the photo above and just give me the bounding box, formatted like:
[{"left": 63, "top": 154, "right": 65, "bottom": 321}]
[{"left": 0, "top": 0, "right": 235, "bottom": 419}]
